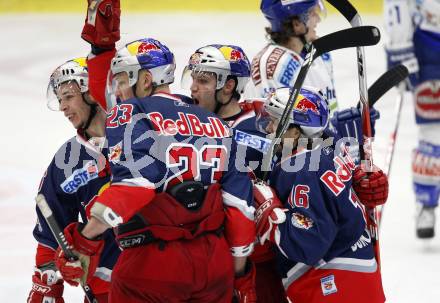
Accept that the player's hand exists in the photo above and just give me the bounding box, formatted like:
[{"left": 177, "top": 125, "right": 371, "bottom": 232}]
[
  {"left": 254, "top": 182, "right": 286, "bottom": 245},
  {"left": 352, "top": 164, "right": 389, "bottom": 208},
  {"left": 27, "top": 263, "right": 65, "bottom": 303},
  {"left": 385, "top": 46, "right": 419, "bottom": 91},
  {"left": 81, "top": 0, "right": 121, "bottom": 49},
  {"left": 55, "top": 223, "right": 104, "bottom": 287},
  {"left": 233, "top": 261, "right": 257, "bottom": 303}
]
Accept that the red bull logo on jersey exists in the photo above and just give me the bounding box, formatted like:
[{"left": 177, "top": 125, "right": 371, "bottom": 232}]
[
  {"left": 294, "top": 94, "right": 319, "bottom": 114},
  {"left": 61, "top": 161, "right": 99, "bottom": 193},
  {"left": 147, "top": 111, "right": 231, "bottom": 138},
  {"left": 320, "top": 148, "right": 356, "bottom": 196}
]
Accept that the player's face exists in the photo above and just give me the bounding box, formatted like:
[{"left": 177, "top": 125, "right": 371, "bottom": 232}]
[
  {"left": 114, "top": 72, "right": 135, "bottom": 101},
  {"left": 305, "top": 5, "right": 321, "bottom": 42},
  {"left": 190, "top": 71, "right": 217, "bottom": 112},
  {"left": 58, "top": 82, "right": 90, "bottom": 129}
]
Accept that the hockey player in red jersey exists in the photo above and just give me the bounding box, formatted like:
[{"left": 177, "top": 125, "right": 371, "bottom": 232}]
[
  {"left": 27, "top": 58, "right": 119, "bottom": 303},
  {"left": 182, "top": 44, "right": 285, "bottom": 302},
  {"left": 253, "top": 87, "right": 388, "bottom": 302}
]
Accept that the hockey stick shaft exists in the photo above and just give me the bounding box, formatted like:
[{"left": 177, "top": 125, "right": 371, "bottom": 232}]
[
  {"left": 378, "top": 84, "right": 407, "bottom": 226},
  {"left": 35, "top": 194, "right": 97, "bottom": 303},
  {"left": 260, "top": 25, "right": 380, "bottom": 180},
  {"left": 326, "top": 0, "right": 382, "bottom": 267}
]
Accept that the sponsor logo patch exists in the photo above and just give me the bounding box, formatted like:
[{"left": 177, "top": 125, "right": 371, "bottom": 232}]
[
  {"left": 109, "top": 141, "right": 123, "bottom": 164},
  {"left": 234, "top": 130, "right": 271, "bottom": 154},
  {"left": 291, "top": 212, "right": 314, "bottom": 230},
  {"left": 321, "top": 275, "right": 337, "bottom": 296},
  {"left": 266, "top": 47, "right": 285, "bottom": 80},
  {"left": 61, "top": 161, "right": 99, "bottom": 193}
]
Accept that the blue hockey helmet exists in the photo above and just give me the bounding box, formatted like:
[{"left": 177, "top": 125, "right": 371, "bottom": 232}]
[
  {"left": 261, "top": 0, "right": 319, "bottom": 32},
  {"left": 257, "top": 86, "right": 329, "bottom": 137},
  {"left": 181, "top": 44, "right": 251, "bottom": 94},
  {"left": 110, "top": 38, "right": 176, "bottom": 87}
]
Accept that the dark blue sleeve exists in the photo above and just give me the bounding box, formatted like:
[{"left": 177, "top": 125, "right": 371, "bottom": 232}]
[{"left": 33, "top": 159, "right": 80, "bottom": 250}]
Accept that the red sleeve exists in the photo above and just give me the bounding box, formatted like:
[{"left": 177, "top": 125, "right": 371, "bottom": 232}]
[
  {"left": 96, "top": 185, "right": 156, "bottom": 223},
  {"left": 87, "top": 49, "right": 116, "bottom": 110},
  {"left": 35, "top": 243, "right": 56, "bottom": 267},
  {"left": 224, "top": 206, "right": 256, "bottom": 256}
]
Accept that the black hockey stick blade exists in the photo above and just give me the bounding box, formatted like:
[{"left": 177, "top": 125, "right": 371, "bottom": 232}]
[
  {"left": 367, "top": 65, "right": 409, "bottom": 107},
  {"left": 325, "top": 0, "right": 358, "bottom": 23},
  {"left": 35, "top": 194, "right": 97, "bottom": 303},
  {"left": 313, "top": 26, "right": 381, "bottom": 59}
]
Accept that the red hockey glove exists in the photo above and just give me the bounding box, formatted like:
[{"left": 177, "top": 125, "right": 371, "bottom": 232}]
[
  {"left": 27, "top": 263, "right": 64, "bottom": 303},
  {"left": 233, "top": 261, "right": 257, "bottom": 303},
  {"left": 352, "top": 164, "right": 389, "bottom": 208},
  {"left": 55, "top": 223, "right": 104, "bottom": 287},
  {"left": 81, "top": 0, "right": 121, "bottom": 48},
  {"left": 254, "top": 182, "right": 286, "bottom": 245}
]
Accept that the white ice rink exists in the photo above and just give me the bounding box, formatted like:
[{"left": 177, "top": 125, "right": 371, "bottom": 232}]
[{"left": 1, "top": 12, "right": 439, "bottom": 302}]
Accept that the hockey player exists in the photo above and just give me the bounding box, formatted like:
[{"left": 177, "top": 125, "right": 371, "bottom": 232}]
[
  {"left": 53, "top": 36, "right": 256, "bottom": 302},
  {"left": 27, "top": 58, "right": 119, "bottom": 303},
  {"left": 246, "top": 0, "right": 338, "bottom": 113},
  {"left": 253, "top": 87, "right": 388, "bottom": 302},
  {"left": 182, "top": 44, "right": 286, "bottom": 302},
  {"left": 384, "top": 0, "right": 440, "bottom": 239}
]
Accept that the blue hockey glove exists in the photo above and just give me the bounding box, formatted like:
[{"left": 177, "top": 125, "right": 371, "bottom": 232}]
[
  {"left": 386, "top": 46, "right": 419, "bottom": 91},
  {"left": 330, "top": 107, "right": 380, "bottom": 164}
]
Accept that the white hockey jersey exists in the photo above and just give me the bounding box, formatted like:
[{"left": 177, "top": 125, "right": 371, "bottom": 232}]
[{"left": 245, "top": 43, "right": 338, "bottom": 114}]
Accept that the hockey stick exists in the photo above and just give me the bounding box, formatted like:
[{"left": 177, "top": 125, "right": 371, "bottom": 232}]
[
  {"left": 35, "top": 194, "right": 97, "bottom": 303},
  {"left": 326, "top": 0, "right": 382, "bottom": 266},
  {"left": 378, "top": 84, "right": 408, "bottom": 226},
  {"left": 366, "top": 65, "right": 409, "bottom": 108},
  {"left": 260, "top": 25, "right": 381, "bottom": 180}
]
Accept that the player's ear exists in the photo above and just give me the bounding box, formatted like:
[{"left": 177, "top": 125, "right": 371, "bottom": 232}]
[
  {"left": 137, "top": 69, "right": 153, "bottom": 97},
  {"left": 291, "top": 18, "right": 304, "bottom": 35},
  {"left": 223, "top": 78, "right": 236, "bottom": 95}
]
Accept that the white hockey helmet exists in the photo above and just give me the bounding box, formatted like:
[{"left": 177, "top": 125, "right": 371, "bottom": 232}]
[
  {"left": 257, "top": 86, "right": 329, "bottom": 137},
  {"left": 46, "top": 57, "right": 88, "bottom": 111},
  {"left": 181, "top": 44, "right": 251, "bottom": 95}
]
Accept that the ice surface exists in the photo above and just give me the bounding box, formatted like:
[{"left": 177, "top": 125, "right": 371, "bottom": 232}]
[{"left": 1, "top": 13, "right": 439, "bottom": 302}]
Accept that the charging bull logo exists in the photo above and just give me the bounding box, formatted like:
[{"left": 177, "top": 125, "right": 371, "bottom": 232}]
[
  {"left": 127, "top": 41, "right": 159, "bottom": 55},
  {"left": 219, "top": 46, "right": 244, "bottom": 62},
  {"left": 294, "top": 94, "right": 319, "bottom": 114}
]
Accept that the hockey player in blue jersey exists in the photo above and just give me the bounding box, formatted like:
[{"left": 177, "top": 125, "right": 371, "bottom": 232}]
[
  {"left": 253, "top": 87, "right": 389, "bottom": 302},
  {"left": 182, "top": 44, "right": 286, "bottom": 303},
  {"left": 27, "top": 58, "right": 119, "bottom": 303},
  {"left": 384, "top": 0, "right": 440, "bottom": 239},
  {"left": 53, "top": 36, "right": 256, "bottom": 302}
]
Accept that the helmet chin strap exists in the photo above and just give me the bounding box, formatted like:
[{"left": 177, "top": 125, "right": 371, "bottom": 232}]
[
  {"left": 213, "top": 78, "right": 238, "bottom": 114},
  {"left": 81, "top": 93, "right": 98, "bottom": 138}
]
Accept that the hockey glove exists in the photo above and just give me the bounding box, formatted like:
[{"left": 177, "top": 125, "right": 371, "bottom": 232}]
[
  {"left": 233, "top": 261, "right": 257, "bottom": 303},
  {"left": 81, "top": 0, "right": 121, "bottom": 49},
  {"left": 27, "top": 263, "right": 64, "bottom": 303},
  {"left": 55, "top": 222, "right": 104, "bottom": 287},
  {"left": 386, "top": 46, "right": 419, "bottom": 90},
  {"left": 330, "top": 106, "right": 380, "bottom": 164},
  {"left": 254, "top": 182, "right": 286, "bottom": 245},
  {"left": 352, "top": 164, "right": 389, "bottom": 208}
]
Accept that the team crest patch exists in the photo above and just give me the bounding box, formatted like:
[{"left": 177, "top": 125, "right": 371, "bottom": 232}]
[
  {"left": 109, "top": 141, "right": 123, "bottom": 163},
  {"left": 321, "top": 275, "right": 337, "bottom": 296},
  {"left": 291, "top": 212, "right": 314, "bottom": 230}
]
